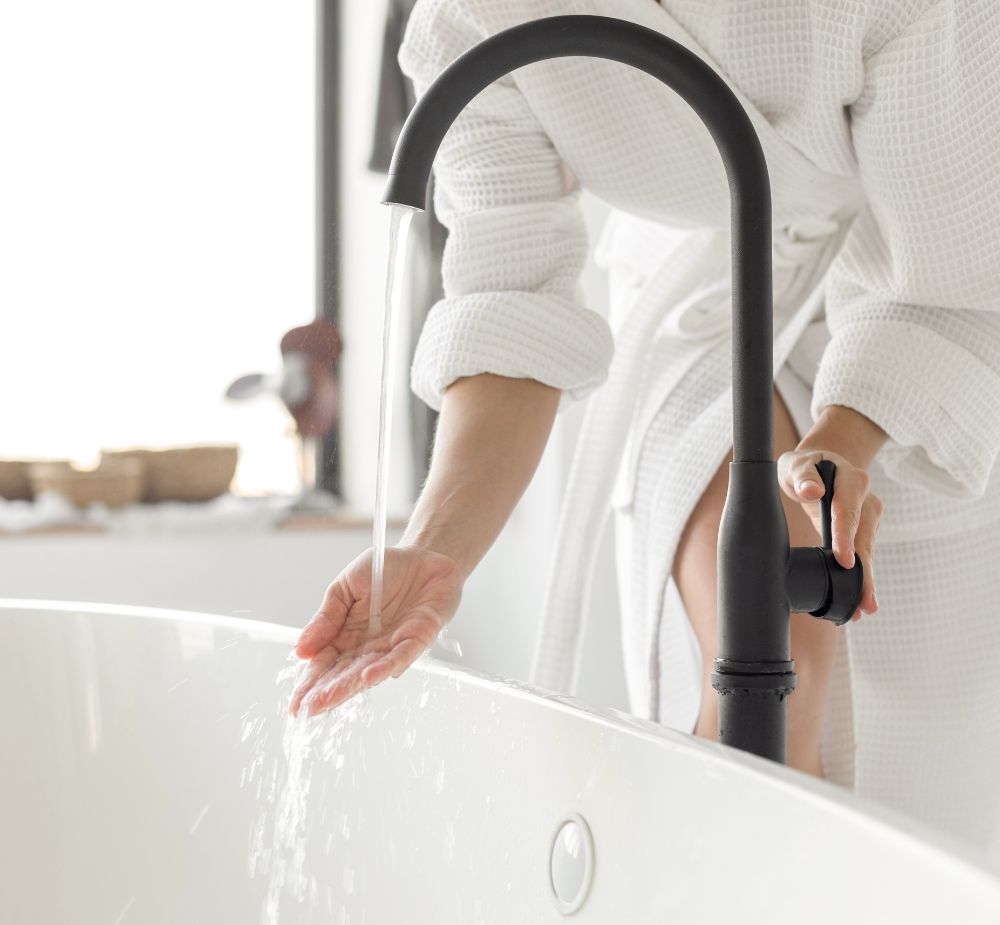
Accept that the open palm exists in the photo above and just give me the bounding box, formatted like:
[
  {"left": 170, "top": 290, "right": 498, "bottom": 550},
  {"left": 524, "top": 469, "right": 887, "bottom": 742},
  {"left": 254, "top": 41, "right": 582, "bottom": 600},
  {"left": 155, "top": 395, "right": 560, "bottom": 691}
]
[{"left": 289, "top": 545, "right": 464, "bottom": 717}]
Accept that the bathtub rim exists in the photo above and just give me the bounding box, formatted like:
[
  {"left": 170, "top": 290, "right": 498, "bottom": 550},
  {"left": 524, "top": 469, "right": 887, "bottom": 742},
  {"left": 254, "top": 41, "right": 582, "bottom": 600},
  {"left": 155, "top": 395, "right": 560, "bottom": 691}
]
[{"left": 3, "top": 596, "right": 999, "bottom": 889}]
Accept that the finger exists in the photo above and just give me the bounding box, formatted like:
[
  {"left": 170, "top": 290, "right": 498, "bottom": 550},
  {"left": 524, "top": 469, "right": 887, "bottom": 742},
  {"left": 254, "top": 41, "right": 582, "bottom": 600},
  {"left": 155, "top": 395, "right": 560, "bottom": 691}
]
[
  {"left": 290, "top": 636, "right": 391, "bottom": 716},
  {"left": 359, "top": 652, "right": 398, "bottom": 689},
  {"left": 361, "top": 637, "right": 427, "bottom": 687},
  {"left": 829, "top": 468, "right": 871, "bottom": 570},
  {"left": 303, "top": 650, "right": 386, "bottom": 717},
  {"left": 778, "top": 450, "right": 822, "bottom": 502},
  {"left": 786, "top": 451, "right": 826, "bottom": 500},
  {"left": 389, "top": 637, "right": 428, "bottom": 678},
  {"left": 303, "top": 652, "right": 381, "bottom": 717},
  {"left": 289, "top": 646, "right": 359, "bottom": 716},
  {"left": 295, "top": 580, "right": 353, "bottom": 659},
  {"left": 289, "top": 649, "right": 345, "bottom": 716},
  {"left": 853, "top": 495, "right": 883, "bottom": 616}
]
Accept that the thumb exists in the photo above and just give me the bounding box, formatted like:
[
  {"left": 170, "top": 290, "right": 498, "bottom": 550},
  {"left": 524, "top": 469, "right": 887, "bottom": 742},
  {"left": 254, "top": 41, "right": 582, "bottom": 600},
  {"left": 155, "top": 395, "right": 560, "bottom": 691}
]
[{"left": 295, "top": 580, "right": 353, "bottom": 659}]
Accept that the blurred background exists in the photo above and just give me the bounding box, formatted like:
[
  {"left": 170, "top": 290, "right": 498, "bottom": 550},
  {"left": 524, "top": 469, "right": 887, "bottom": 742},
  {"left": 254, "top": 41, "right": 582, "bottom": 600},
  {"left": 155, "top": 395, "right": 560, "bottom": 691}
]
[{"left": 0, "top": 0, "right": 628, "bottom": 711}]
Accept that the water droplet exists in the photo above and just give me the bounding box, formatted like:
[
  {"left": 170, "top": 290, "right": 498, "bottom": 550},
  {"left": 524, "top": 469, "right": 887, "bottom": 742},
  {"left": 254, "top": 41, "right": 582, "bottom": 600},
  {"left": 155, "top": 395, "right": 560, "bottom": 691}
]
[{"left": 188, "top": 804, "right": 210, "bottom": 835}]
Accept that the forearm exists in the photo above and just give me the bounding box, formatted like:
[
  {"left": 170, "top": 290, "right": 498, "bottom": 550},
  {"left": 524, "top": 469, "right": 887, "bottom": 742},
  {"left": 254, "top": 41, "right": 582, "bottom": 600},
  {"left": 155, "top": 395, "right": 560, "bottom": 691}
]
[
  {"left": 796, "top": 403, "right": 889, "bottom": 470},
  {"left": 400, "top": 373, "right": 561, "bottom": 580}
]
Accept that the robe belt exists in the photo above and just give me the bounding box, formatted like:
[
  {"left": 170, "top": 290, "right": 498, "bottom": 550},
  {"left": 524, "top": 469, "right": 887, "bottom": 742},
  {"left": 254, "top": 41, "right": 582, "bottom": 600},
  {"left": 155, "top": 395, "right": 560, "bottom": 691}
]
[{"left": 660, "top": 215, "right": 843, "bottom": 342}]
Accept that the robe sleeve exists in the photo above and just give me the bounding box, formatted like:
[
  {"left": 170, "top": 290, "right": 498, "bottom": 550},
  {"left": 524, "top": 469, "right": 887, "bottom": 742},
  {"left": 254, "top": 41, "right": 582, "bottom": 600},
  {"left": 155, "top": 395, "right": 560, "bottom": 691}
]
[
  {"left": 397, "top": 0, "right": 614, "bottom": 413},
  {"left": 811, "top": 6, "right": 1000, "bottom": 499}
]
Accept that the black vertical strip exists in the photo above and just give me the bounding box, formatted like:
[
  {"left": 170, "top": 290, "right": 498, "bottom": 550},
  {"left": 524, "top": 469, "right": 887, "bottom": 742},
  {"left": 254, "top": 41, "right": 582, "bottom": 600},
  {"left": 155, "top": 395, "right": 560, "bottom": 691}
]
[{"left": 316, "top": 0, "right": 342, "bottom": 498}]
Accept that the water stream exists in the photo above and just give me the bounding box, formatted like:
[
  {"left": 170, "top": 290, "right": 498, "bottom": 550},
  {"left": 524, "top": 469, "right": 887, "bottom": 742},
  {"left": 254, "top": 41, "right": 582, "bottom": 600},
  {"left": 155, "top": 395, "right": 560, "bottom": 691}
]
[
  {"left": 249, "top": 206, "right": 423, "bottom": 921},
  {"left": 369, "top": 205, "right": 414, "bottom": 636}
]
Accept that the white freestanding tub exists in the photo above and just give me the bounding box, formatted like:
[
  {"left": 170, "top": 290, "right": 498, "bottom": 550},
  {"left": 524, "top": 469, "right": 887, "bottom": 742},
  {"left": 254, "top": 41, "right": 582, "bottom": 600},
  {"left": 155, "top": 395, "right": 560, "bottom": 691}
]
[{"left": 3, "top": 600, "right": 1000, "bottom": 923}]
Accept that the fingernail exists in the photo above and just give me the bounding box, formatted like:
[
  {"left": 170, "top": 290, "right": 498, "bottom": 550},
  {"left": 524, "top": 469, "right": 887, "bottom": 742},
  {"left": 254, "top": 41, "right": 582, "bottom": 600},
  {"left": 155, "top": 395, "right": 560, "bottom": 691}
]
[
  {"left": 873, "top": 591, "right": 879, "bottom": 610},
  {"left": 798, "top": 479, "right": 818, "bottom": 493}
]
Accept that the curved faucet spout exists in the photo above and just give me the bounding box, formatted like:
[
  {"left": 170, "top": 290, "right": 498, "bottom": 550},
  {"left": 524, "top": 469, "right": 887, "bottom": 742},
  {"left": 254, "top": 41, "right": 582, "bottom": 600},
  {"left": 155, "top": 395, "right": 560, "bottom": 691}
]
[
  {"left": 378, "top": 14, "right": 837, "bottom": 766},
  {"left": 381, "top": 13, "right": 774, "bottom": 464}
]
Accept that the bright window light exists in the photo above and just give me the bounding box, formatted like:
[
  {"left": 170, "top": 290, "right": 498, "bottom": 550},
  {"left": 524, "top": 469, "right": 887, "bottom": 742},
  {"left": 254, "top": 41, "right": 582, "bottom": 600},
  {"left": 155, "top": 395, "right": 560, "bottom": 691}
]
[{"left": 0, "top": 0, "right": 316, "bottom": 496}]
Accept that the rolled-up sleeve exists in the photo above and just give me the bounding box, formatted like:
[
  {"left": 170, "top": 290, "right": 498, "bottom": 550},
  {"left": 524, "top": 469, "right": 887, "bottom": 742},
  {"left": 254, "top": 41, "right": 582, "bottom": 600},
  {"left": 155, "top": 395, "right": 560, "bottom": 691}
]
[
  {"left": 397, "top": 0, "right": 614, "bottom": 413},
  {"left": 811, "top": 5, "right": 1000, "bottom": 500}
]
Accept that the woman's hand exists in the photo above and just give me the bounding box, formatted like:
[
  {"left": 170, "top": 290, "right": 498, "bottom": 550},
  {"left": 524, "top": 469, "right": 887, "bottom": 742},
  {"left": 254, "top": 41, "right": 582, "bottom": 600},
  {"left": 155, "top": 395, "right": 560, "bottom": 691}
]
[
  {"left": 289, "top": 545, "right": 464, "bottom": 717},
  {"left": 776, "top": 448, "right": 883, "bottom": 622}
]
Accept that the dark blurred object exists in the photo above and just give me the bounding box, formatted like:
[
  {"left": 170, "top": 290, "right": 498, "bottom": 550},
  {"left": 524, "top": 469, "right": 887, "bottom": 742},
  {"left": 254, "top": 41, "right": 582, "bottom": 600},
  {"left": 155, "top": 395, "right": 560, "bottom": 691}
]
[
  {"left": 224, "top": 355, "right": 309, "bottom": 406},
  {"left": 223, "top": 319, "right": 343, "bottom": 511},
  {"left": 279, "top": 318, "right": 343, "bottom": 438},
  {"left": 369, "top": 0, "right": 444, "bottom": 499},
  {"left": 225, "top": 319, "right": 343, "bottom": 441}
]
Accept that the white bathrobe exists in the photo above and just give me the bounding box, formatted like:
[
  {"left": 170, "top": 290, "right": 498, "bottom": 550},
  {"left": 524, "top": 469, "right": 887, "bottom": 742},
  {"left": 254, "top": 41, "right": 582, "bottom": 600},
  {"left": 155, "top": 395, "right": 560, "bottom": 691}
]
[{"left": 399, "top": 0, "right": 1000, "bottom": 859}]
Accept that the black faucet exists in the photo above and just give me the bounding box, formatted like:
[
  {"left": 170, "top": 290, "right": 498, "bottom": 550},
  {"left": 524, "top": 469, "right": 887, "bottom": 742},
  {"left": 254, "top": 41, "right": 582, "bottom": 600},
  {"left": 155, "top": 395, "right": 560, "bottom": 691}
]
[{"left": 381, "top": 15, "right": 864, "bottom": 765}]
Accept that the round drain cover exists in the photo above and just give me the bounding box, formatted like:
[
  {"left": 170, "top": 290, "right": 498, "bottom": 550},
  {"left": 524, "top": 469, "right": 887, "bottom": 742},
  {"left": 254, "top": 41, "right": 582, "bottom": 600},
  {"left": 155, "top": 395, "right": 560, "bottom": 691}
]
[{"left": 549, "top": 813, "right": 594, "bottom": 914}]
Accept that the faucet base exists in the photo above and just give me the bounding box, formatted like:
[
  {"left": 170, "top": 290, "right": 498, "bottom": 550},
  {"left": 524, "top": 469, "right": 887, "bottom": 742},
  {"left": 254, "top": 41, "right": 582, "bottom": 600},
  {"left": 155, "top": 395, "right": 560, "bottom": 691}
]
[{"left": 712, "top": 659, "right": 796, "bottom": 763}]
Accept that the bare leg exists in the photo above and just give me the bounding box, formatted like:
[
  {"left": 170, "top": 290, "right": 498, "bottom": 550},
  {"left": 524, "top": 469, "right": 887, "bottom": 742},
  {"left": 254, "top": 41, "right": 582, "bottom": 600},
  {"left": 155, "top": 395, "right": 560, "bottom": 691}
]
[{"left": 671, "top": 386, "right": 838, "bottom": 778}]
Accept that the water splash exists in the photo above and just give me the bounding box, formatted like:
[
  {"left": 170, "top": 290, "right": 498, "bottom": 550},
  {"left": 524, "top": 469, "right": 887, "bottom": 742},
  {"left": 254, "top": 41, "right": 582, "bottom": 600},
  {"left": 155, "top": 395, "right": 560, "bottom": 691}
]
[
  {"left": 112, "top": 897, "right": 135, "bottom": 925},
  {"left": 246, "top": 655, "right": 376, "bottom": 923},
  {"left": 189, "top": 804, "right": 211, "bottom": 835},
  {"left": 370, "top": 205, "right": 416, "bottom": 636},
  {"left": 434, "top": 624, "right": 464, "bottom": 658}
]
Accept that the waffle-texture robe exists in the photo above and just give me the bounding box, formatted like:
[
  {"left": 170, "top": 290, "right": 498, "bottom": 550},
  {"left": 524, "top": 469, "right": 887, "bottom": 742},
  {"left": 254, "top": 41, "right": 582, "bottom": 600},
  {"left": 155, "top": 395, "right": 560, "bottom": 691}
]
[{"left": 399, "top": 0, "right": 1000, "bottom": 861}]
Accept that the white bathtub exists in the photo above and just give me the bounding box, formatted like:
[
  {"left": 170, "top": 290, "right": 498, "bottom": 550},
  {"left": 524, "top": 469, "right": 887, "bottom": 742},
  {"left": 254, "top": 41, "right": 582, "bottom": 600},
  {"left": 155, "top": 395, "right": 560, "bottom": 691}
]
[{"left": 3, "top": 600, "right": 1000, "bottom": 923}]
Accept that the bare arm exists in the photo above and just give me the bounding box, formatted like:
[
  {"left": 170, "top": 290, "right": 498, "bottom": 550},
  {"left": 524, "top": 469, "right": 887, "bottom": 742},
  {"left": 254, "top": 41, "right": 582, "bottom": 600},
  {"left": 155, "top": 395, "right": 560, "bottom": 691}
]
[{"left": 400, "top": 373, "right": 561, "bottom": 580}]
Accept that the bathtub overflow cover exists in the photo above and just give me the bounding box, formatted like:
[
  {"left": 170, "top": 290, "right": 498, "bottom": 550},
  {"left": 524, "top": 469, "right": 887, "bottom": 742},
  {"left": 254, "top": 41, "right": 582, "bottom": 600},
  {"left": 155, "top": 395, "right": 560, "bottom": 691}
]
[{"left": 549, "top": 813, "right": 594, "bottom": 914}]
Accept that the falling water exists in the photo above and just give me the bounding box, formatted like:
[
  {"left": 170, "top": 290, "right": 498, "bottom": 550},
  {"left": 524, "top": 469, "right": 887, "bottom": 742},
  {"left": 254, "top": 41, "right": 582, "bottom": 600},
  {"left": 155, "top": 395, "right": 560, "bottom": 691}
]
[
  {"left": 370, "top": 205, "right": 415, "bottom": 636},
  {"left": 246, "top": 657, "right": 376, "bottom": 923}
]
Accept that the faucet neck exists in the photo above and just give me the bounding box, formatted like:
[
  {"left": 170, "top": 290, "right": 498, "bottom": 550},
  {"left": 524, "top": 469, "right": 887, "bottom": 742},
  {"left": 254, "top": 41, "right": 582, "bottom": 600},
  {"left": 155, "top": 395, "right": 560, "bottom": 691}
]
[{"left": 382, "top": 14, "right": 774, "bottom": 463}]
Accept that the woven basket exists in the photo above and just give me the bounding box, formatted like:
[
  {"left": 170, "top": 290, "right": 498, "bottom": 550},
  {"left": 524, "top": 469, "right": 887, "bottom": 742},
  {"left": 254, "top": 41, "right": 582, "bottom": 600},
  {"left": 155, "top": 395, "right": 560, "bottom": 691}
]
[
  {"left": 101, "top": 444, "right": 238, "bottom": 503},
  {"left": 0, "top": 459, "right": 43, "bottom": 501},
  {"left": 28, "top": 458, "right": 145, "bottom": 509}
]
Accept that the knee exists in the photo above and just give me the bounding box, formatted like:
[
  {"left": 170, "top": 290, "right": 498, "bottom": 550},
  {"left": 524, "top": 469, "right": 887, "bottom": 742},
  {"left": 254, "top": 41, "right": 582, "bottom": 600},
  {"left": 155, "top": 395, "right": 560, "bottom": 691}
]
[
  {"left": 790, "top": 610, "right": 839, "bottom": 681},
  {"left": 786, "top": 653, "right": 833, "bottom": 748}
]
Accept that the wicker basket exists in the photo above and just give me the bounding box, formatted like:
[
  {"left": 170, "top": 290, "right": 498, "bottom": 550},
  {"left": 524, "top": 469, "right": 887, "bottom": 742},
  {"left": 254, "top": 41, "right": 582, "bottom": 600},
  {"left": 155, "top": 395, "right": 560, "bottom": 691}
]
[
  {"left": 28, "top": 458, "right": 145, "bottom": 509},
  {"left": 0, "top": 459, "right": 43, "bottom": 501},
  {"left": 101, "top": 444, "right": 238, "bottom": 503}
]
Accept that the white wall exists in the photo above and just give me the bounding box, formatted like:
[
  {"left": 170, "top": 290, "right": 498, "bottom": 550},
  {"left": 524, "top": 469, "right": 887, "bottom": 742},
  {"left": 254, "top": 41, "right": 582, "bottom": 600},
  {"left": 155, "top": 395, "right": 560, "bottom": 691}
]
[{"left": 0, "top": 0, "right": 316, "bottom": 496}]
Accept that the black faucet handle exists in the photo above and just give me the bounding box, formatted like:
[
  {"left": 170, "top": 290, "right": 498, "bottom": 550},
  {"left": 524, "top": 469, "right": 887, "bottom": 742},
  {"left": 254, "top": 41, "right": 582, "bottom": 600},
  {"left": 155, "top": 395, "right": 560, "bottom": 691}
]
[
  {"left": 809, "top": 459, "right": 864, "bottom": 625},
  {"left": 785, "top": 460, "right": 864, "bottom": 625},
  {"left": 815, "top": 458, "right": 836, "bottom": 549}
]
